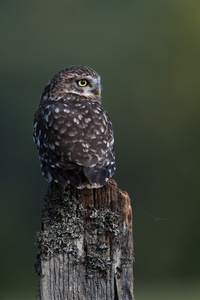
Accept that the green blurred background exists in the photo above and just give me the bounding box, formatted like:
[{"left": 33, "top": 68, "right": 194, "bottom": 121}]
[{"left": 1, "top": 0, "right": 200, "bottom": 299}]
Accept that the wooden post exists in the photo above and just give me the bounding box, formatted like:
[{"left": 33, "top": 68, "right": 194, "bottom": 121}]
[{"left": 35, "top": 179, "right": 134, "bottom": 300}]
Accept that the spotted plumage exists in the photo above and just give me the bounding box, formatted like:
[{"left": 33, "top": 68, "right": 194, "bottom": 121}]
[{"left": 33, "top": 65, "right": 115, "bottom": 189}]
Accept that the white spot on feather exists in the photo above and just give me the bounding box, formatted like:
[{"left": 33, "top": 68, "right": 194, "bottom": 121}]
[
  {"left": 73, "top": 118, "right": 79, "bottom": 124},
  {"left": 68, "top": 131, "right": 76, "bottom": 137},
  {"left": 93, "top": 109, "right": 100, "bottom": 114},
  {"left": 95, "top": 130, "right": 100, "bottom": 135},
  {"left": 54, "top": 114, "right": 59, "bottom": 119},
  {"left": 82, "top": 142, "right": 90, "bottom": 148},
  {"left": 90, "top": 134, "right": 96, "bottom": 139},
  {"left": 85, "top": 118, "right": 91, "bottom": 123},
  {"left": 59, "top": 128, "right": 66, "bottom": 134},
  {"left": 66, "top": 121, "right": 72, "bottom": 127}
]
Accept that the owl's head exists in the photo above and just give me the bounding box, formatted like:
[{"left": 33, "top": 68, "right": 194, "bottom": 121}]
[{"left": 43, "top": 65, "right": 102, "bottom": 103}]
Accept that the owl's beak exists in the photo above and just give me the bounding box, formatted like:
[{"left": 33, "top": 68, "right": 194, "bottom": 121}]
[
  {"left": 94, "top": 87, "right": 101, "bottom": 97},
  {"left": 97, "top": 87, "right": 101, "bottom": 96}
]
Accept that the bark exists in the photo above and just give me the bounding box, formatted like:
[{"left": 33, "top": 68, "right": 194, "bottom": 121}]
[{"left": 35, "top": 179, "right": 134, "bottom": 300}]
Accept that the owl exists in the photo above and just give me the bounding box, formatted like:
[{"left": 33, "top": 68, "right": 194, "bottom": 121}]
[{"left": 33, "top": 65, "right": 115, "bottom": 189}]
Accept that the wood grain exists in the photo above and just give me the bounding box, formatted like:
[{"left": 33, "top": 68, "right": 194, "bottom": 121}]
[{"left": 35, "top": 179, "right": 134, "bottom": 300}]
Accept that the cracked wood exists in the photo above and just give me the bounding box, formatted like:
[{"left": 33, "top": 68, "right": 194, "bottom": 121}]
[{"left": 35, "top": 179, "right": 134, "bottom": 300}]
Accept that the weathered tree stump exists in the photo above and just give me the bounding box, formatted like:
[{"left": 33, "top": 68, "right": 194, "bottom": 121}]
[{"left": 35, "top": 179, "right": 134, "bottom": 300}]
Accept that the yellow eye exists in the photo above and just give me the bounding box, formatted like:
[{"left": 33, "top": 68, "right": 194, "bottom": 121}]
[{"left": 77, "top": 79, "right": 88, "bottom": 87}]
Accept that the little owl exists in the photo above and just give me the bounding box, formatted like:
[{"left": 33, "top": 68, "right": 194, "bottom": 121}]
[{"left": 33, "top": 65, "right": 115, "bottom": 189}]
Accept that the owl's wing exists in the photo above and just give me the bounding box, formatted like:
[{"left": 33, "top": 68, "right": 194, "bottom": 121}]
[{"left": 34, "top": 98, "right": 115, "bottom": 172}]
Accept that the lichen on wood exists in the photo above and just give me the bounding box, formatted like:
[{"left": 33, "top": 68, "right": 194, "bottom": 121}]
[{"left": 35, "top": 179, "right": 134, "bottom": 300}]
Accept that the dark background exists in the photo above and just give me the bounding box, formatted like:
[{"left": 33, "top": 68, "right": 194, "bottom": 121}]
[{"left": 1, "top": 1, "right": 200, "bottom": 299}]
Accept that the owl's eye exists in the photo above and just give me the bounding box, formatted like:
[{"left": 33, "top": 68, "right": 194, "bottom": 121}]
[{"left": 77, "top": 79, "right": 88, "bottom": 87}]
